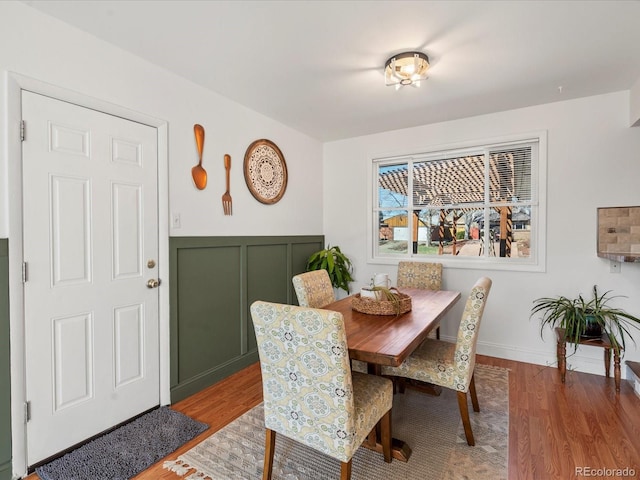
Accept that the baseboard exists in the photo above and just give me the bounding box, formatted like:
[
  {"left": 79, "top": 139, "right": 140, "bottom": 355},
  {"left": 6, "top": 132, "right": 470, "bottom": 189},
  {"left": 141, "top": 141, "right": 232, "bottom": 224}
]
[
  {"left": 627, "top": 361, "right": 640, "bottom": 399},
  {"left": 170, "top": 351, "right": 259, "bottom": 403}
]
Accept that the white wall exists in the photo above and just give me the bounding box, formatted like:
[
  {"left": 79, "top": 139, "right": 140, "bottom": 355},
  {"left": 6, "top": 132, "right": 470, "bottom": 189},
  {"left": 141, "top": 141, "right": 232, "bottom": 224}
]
[
  {"left": 631, "top": 77, "right": 640, "bottom": 127},
  {"left": 0, "top": 3, "right": 323, "bottom": 476},
  {"left": 323, "top": 91, "right": 640, "bottom": 375},
  {"left": 0, "top": 1, "right": 323, "bottom": 238}
]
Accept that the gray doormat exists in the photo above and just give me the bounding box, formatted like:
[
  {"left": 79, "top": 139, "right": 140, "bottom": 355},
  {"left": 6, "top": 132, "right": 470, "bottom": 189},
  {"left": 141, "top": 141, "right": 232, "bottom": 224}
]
[{"left": 36, "top": 406, "right": 208, "bottom": 480}]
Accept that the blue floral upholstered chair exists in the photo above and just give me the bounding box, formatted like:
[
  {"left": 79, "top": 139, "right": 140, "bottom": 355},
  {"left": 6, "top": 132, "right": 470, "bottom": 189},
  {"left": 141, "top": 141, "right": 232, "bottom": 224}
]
[
  {"left": 250, "top": 301, "right": 393, "bottom": 480},
  {"left": 397, "top": 261, "right": 443, "bottom": 339},
  {"left": 381, "top": 276, "right": 492, "bottom": 446},
  {"left": 292, "top": 269, "right": 335, "bottom": 308}
]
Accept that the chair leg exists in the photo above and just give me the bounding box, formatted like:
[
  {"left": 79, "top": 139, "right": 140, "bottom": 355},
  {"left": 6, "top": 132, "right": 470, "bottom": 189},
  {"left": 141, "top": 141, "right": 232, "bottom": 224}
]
[
  {"left": 469, "top": 373, "right": 480, "bottom": 412},
  {"left": 456, "top": 391, "right": 475, "bottom": 446},
  {"left": 340, "top": 459, "right": 352, "bottom": 480},
  {"left": 379, "top": 408, "right": 392, "bottom": 463},
  {"left": 263, "top": 428, "right": 276, "bottom": 480}
]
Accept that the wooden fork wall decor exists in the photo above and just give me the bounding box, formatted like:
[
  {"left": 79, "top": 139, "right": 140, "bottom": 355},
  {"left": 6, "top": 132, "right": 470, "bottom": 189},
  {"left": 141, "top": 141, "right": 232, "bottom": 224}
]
[{"left": 222, "top": 154, "right": 233, "bottom": 215}]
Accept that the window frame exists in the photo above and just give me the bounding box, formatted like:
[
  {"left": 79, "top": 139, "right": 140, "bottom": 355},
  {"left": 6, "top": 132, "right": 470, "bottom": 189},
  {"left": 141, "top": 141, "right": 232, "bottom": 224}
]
[{"left": 367, "top": 131, "right": 547, "bottom": 272}]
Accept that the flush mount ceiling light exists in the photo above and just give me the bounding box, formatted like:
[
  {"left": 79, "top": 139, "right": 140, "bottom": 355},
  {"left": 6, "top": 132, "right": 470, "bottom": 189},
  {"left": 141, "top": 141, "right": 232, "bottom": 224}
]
[{"left": 384, "top": 51, "right": 430, "bottom": 90}]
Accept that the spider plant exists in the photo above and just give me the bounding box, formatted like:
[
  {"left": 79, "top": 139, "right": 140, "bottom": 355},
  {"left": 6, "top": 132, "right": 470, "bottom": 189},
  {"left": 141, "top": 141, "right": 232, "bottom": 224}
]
[{"left": 531, "top": 285, "right": 640, "bottom": 354}]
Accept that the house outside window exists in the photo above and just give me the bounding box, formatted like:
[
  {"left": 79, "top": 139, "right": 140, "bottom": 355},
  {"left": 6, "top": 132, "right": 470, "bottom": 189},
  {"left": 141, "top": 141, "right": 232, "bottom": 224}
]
[{"left": 371, "top": 132, "right": 546, "bottom": 271}]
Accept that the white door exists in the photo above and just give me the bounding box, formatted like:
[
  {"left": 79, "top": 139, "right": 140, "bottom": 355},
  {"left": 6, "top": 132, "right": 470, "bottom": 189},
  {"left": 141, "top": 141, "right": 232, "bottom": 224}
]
[{"left": 22, "top": 91, "right": 160, "bottom": 465}]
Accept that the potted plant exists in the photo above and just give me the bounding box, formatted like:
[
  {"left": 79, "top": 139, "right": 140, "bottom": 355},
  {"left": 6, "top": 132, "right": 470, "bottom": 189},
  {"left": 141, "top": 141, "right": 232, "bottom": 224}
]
[
  {"left": 531, "top": 285, "right": 640, "bottom": 354},
  {"left": 306, "top": 245, "right": 354, "bottom": 294}
]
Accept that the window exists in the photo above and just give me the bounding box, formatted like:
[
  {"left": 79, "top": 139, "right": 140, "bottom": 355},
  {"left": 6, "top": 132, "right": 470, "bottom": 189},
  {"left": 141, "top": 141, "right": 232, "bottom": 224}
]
[{"left": 372, "top": 133, "right": 545, "bottom": 271}]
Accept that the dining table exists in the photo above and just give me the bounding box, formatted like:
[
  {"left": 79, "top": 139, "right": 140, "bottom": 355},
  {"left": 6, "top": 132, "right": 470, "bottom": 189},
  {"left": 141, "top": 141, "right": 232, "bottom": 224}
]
[{"left": 324, "top": 287, "right": 461, "bottom": 462}]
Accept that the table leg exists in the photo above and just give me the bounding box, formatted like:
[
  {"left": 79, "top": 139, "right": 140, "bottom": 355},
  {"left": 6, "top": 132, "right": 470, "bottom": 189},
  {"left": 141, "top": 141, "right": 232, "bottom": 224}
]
[
  {"left": 362, "top": 436, "right": 412, "bottom": 462},
  {"left": 400, "top": 378, "right": 442, "bottom": 396},
  {"left": 613, "top": 350, "right": 621, "bottom": 392},
  {"left": 363, "top": 362, "right": 413, "bottom": 462},
  {"left": 604, "top": 347, "right": 611, "bottom": 378},
  {"left": 557, "top": 338, "right": 566, "bottom": 383},
  {"left": 397, "top": 377, "right": 406, "bottom": 394}
]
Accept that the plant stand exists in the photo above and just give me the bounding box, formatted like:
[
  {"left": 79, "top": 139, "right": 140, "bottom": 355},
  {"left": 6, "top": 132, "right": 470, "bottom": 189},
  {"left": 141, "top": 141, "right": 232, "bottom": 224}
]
[{"left": 555, "top": 327, "right": 622, "bottom": 392}]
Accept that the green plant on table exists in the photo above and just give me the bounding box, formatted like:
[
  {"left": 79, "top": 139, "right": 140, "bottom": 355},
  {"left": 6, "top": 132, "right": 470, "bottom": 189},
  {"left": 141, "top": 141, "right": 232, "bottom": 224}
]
[
  {"left": 531, "top": 285, "right": 640, "bottom": 355},
  {"left": 306, "top": 245, "right": 354, "bottom": 294}
]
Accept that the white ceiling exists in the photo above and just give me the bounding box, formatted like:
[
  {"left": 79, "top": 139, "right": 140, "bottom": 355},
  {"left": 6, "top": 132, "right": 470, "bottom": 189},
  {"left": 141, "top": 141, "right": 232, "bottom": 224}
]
[{"left": 21, "top": 0, "right": 640, "bottom": 142}]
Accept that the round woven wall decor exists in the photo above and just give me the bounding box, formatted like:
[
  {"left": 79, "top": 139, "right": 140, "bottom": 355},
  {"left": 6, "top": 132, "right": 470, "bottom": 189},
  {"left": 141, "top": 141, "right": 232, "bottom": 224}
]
[{"left": 243, "top": 139, "right": 288, "bottom": 204}]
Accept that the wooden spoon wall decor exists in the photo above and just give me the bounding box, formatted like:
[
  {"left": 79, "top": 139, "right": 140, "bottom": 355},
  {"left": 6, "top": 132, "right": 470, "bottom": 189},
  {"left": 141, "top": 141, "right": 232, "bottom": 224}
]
[{"left": 192, "top": 124, "right": 207, "bottom": 189}]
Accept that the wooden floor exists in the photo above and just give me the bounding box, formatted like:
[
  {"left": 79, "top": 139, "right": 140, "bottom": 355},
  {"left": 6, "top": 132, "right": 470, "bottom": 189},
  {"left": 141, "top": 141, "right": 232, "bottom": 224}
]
[{"left": 28, "top": 355, "right": 640, "bottom": 480}]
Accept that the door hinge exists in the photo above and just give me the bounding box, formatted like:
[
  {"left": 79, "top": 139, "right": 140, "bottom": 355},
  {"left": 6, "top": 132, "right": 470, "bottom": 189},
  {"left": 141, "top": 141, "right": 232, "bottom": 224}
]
[
  {"left": 20, "top": 120, "right": 25, "bottom": 142},
  {"left": 22, "top": 261, "right": 28, "bottom": 283},
  {"left": 25, "top": 401, "right": 31, "bottom": 423}
]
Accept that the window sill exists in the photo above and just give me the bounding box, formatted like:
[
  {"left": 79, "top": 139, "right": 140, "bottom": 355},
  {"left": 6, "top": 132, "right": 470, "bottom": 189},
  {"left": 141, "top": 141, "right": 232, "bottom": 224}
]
[{"left": 368, "top": 254, "right": 545, "bottom": 273}]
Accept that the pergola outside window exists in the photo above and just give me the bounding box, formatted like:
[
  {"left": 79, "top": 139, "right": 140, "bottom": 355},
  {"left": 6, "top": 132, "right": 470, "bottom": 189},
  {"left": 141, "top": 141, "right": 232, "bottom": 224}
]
[{"left": 373, "top": 136, "right": 542, "bottom": 269}]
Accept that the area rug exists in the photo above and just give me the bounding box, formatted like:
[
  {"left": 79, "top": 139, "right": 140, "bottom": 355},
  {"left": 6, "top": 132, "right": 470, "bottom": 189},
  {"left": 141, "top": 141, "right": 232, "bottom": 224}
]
[
  {"left": 163, "top": 364, "right": 508, "bottom": 480},
  {"left": 37, "top": 406, "right": 208, "bottom": 480}
]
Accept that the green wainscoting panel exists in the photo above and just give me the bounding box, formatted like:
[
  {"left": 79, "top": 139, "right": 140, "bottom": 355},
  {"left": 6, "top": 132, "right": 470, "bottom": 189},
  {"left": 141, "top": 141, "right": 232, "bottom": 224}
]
[
  {"left": 176, "top": 245, "right": 243, "bottom": 382},
  {"left": 246, "top": 244, "right": 288, "bottom": 352},
  {"left": 0, "top": 239, "right": 11, "bottom": 480},
  {"left": 170, "top": 235, "right": 323, "bottom": 402}
]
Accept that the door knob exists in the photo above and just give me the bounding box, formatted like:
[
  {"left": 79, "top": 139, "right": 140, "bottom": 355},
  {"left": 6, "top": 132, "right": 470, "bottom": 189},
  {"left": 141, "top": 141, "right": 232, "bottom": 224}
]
[{"left": 147, "top": 278, "right": 161, "bottom": 289}]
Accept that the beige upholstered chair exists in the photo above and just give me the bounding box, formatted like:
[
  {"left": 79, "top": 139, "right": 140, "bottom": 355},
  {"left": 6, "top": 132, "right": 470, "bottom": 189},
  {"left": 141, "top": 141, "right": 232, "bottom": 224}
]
[
  {"left": 381, "top": 277, "right": 492, "bottom": 446},
  {"left": 396, "top": 261, "right": 443, "bottom": 290},
  {"left": 292, "top": 269, "right": 335, "bottom": 308},
  {"left": 250, "top": 301, "right": 393, "bottom": 480},
  {"left": 397, "top": 261, "right": 443, "bottom": 338},
  {"left": 292, "top": 270, "right": 370, "bottom": 376}
]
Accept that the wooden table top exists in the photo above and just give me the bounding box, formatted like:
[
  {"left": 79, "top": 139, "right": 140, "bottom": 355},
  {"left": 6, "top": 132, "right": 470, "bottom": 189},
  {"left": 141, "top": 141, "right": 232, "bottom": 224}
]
[{"left": 324, "top": 288, "right": 461, "bottom": 367}]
